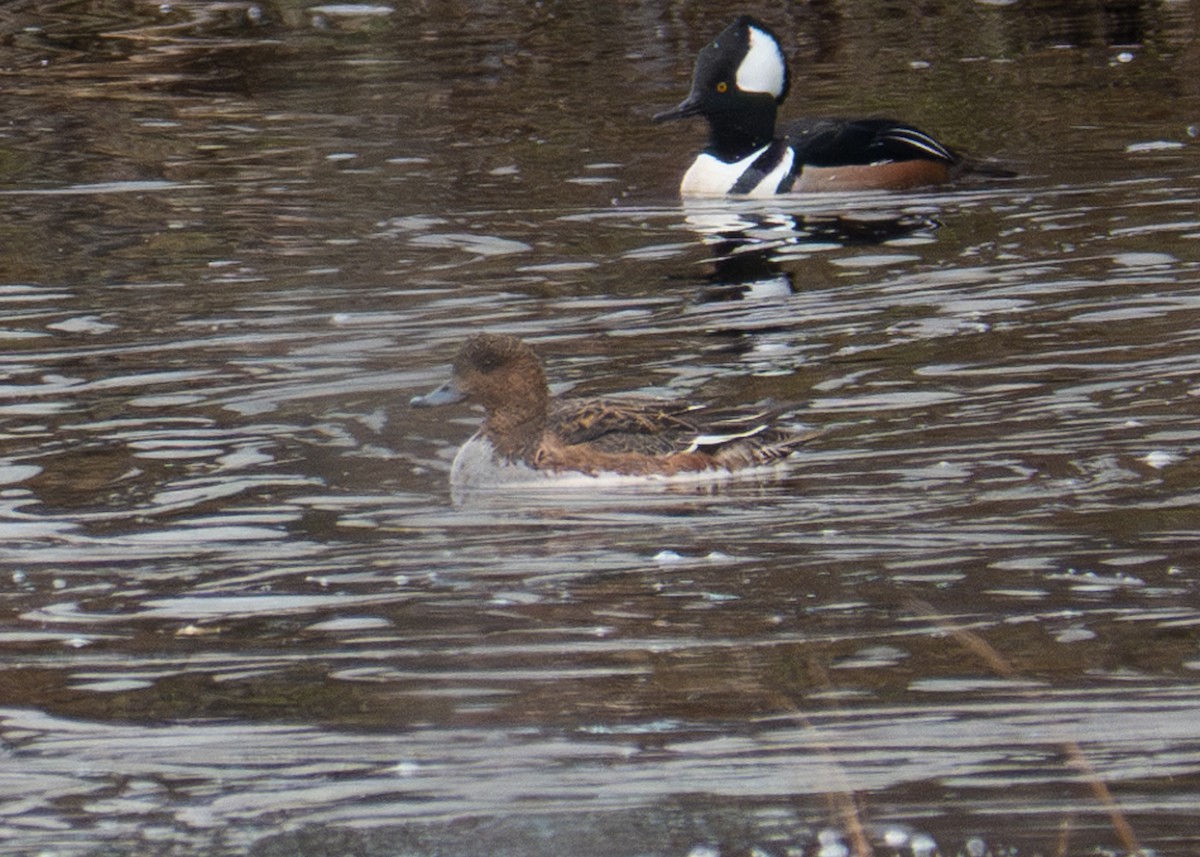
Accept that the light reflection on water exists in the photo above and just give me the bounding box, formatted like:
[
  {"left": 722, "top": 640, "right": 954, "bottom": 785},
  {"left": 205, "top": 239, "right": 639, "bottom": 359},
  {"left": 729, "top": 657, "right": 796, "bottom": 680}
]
[{"left": 2, "top": 0, "right": 1200, "bottom": 855}]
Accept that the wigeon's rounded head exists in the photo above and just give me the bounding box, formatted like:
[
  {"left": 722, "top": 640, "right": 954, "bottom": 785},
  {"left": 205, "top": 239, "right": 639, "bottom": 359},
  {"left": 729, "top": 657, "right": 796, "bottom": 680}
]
[
  {"left": 452, "top": 333, "right": 548, "bottom": 413},
  {"left": 455, "top": 333, "right": 533, "bottom": 375}
]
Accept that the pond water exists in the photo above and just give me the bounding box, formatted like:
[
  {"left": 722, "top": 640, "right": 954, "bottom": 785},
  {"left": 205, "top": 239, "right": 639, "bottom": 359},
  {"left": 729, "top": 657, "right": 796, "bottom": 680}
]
[{"left": 2, "top": 0, "right": 1200, "bottom": 854}]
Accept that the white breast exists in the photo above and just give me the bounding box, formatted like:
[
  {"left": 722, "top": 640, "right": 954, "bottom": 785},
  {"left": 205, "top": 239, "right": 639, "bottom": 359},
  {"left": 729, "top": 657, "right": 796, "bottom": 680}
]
[
  {"left": 449, "top": 435, "right": 543, "bottom": 490},
  {"left": 679, "top": 146, "right": 794, "bottom": 197}
]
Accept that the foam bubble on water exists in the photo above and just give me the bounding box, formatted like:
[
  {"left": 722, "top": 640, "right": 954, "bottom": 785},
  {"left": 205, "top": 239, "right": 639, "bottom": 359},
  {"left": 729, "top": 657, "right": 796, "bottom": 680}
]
[
  {"left": 816, "top": 829, "right": 850, "bottom": 857},
  {"left": 1055, "top": 625, "right": 1097, "bottom": 643},
  {"left": 1143, "top": 450, "right": 1180, "bottom": 469}
]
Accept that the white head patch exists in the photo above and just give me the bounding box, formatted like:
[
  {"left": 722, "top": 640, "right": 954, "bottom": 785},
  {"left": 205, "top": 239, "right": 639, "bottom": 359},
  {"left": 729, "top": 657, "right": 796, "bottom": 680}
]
[{"left": 735, "top": 25, "right": 786, "bottom": 97}]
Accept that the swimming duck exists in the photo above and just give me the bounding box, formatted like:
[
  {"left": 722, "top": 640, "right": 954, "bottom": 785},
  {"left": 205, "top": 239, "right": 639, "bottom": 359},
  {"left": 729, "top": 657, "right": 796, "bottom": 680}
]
[
  {"left": 411, "top": 333, "right": 814, "bottom": 489},
  {"left": 654, "top": 15, "right": 965, "bottom": 197}
]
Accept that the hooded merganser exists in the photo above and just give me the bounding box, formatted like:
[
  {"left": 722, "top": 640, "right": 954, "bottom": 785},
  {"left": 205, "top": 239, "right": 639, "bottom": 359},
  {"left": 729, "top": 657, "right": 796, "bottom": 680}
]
[{"left": 654, "top": 15, "right": 965, "bottom": 197}]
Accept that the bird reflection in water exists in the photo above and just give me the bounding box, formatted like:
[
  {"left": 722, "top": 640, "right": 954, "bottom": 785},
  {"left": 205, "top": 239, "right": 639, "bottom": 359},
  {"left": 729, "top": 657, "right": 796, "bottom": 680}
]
[{"left": 682, "top": 205, "right": 940, "bottom": 303}]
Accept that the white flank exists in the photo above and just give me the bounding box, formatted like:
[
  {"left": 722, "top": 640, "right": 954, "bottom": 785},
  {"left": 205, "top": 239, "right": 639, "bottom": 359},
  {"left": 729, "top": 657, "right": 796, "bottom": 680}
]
[{"left": 736, "top": 25, "right": 786, "bottom": 97}]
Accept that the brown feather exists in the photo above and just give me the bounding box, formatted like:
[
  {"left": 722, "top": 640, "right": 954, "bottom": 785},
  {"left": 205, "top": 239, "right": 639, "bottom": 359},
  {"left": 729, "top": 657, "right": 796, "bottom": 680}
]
[{"left": 420, "top": 334, "right": 817, "bottom": 478}]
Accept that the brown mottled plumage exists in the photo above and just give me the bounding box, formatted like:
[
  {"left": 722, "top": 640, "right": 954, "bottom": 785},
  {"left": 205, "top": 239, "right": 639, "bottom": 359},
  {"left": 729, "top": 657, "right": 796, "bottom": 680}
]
[{"left": 412, "top": 333, "right": 815, "bottom": 482}]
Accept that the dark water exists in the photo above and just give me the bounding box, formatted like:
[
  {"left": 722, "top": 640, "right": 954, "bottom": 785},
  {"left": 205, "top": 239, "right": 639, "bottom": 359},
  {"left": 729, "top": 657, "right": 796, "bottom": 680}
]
[{"left": 2, "top": 1, "right": 1200, "bottom": 855}]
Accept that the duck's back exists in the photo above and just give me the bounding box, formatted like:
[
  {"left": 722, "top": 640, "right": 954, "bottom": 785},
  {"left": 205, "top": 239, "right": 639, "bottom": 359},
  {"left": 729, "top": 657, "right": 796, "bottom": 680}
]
[
  {"left": 549, "top": 396, "right": 807, "bottom": 462},
  {"left": 549, "top": 397, "right": 705, "bottom": 456},
  {"left": 785, "top": 117, "right": 960, "bottom": 168}
]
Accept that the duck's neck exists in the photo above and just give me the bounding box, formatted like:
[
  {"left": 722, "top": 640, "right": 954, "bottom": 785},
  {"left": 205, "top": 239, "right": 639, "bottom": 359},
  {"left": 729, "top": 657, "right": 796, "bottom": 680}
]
[
  {"left": 705, "top": 98, "right": 779, "bottom": 162},
  {"left": 481, "top": 374, "right": 549, "bottom": 464},
  {"left": 484, "top": 410, "right": 545, "bottom": 463}
]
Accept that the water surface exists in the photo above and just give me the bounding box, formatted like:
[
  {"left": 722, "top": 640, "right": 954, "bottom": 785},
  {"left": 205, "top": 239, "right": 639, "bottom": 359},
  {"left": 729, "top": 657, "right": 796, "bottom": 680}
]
[{"left": 2, "top": 1, "right": 1200, "bottom": 855}]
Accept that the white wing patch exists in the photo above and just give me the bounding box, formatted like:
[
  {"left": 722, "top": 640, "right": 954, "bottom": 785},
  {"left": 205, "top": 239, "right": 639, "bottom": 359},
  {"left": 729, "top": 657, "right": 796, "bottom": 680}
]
[
  {"left": 736, "top": 25, "right": 786, "bottom": 98},
  {"left": 685, "top": 425, "right": 769, "bottom": 452}
]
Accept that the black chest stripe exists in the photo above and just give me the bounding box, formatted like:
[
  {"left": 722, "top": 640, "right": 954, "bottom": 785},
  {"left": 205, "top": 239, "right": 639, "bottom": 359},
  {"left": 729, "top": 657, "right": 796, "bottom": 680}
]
[{"left": 729, "top": 140, "right": 794, "bottom": 195}]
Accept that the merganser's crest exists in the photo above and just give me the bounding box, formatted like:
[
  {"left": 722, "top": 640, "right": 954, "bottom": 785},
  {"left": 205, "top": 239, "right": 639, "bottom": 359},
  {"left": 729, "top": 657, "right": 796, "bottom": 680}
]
[{"left": 736, "top": 21, "right": 787, "bottom": 98}]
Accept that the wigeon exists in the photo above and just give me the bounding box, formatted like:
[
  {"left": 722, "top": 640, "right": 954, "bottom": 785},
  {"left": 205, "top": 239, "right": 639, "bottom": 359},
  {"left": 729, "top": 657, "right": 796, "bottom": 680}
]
[{"left": 411, "top": 333, "right": 816, "bottom": 490}]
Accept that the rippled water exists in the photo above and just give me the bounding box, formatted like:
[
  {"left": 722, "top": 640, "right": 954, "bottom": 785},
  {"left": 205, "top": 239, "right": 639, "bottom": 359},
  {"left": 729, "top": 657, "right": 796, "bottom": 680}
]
[{"left": 2, "top": 1, "right": 1200, "bottom": 855}]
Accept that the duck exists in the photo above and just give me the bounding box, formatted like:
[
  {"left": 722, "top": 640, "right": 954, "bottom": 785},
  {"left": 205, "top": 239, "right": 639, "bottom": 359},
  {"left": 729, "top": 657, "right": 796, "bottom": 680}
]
[
  {"left": 654, "top": 15, "right": 971, "bottom": 197},
  {"left": 410, "top": 333, "right": 815, "bottom": 490}
]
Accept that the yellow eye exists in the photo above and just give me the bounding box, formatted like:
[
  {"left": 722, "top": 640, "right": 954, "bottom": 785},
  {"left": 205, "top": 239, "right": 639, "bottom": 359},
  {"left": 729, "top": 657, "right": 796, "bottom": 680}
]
[{"left": 716, "top": 81, "right": 728, "bottom": 93}]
